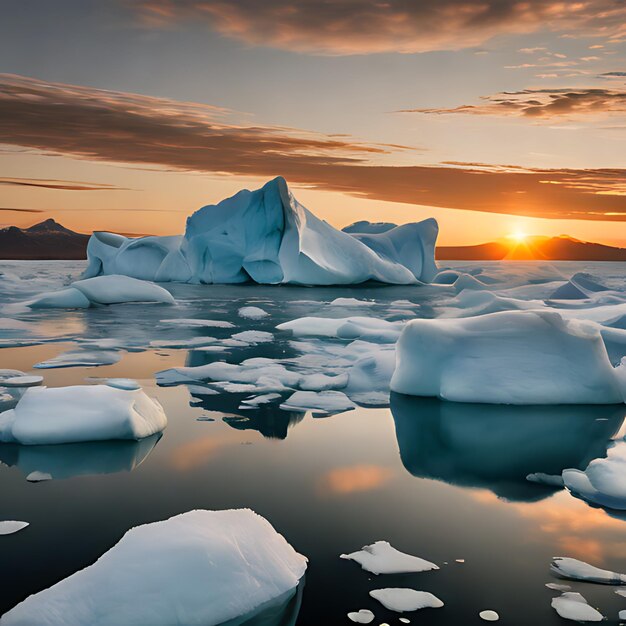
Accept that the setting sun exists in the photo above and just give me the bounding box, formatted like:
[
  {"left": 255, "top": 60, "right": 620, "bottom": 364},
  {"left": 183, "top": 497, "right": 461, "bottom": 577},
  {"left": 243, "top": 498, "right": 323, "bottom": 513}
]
[{"left": 510, "top": 231, "right": 528, "bottom": 243}]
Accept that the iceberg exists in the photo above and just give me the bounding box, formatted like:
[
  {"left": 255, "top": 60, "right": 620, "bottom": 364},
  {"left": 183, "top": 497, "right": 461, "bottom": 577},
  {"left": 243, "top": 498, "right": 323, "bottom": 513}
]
[
  {"left": 390, "top": 310, "right": 626, "bottom": 404},
  {"left": 0, "top": 509, "right": 307, "bottom": 626},
  {"left": 340, "top": 541, "right": 438, "bottom": 574},
  {"left": 83, "top": 177, "right": 438, "bottom": 286},
  {"left": 0, "top": 385, "right": 167, "bottom": 445}
]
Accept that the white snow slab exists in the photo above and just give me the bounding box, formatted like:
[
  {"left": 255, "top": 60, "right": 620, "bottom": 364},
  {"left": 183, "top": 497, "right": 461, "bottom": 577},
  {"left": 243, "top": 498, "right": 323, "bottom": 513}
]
[
  {"left": 230, "top": 330, "right": 274, "bottom": 344},
  {"left": 390, "top": 310, "right": 626, "bottom": 404},
  {"left": 347, "top": 609, "right": 375, "bottom": 623},
  {"left": 551, "top": 557, "right": 626, "bottom": 584},
  {"left": 83, "top": 177, "right": 438, "bottom": 286},
  {"left": 2, "top": 376, "right": 43, "bottom": 388},
  {"left": 160, "top": 318, "right": 234, "bottom": 329},
  {"left": 0, "top": 509, "right": 307, "bottom": 626},
  {"left": 34, "top": 350, "right": 120, "bottom": 369},
  {"left": 0, "top": 521, "right": 29, "bottom": 536},
  {"left": 280, "top": 390, "right": 355, "bottom": 415},
  {"left": 551, "top": 592, "right": 603, "bottom": 622},
  {"left": 26, "top": 471, "right": 52, "bottom": 483},
  {"left": 0, "top": 385, "right": 167, "bottom": 445},
  {"left": 238, "top": 306, "right": 269, "bottom": 319},
  {"left": 369, "top": 589, "right": 444, "bottom": 612},
  {"left": 277, "top": 316, "right": 402, "bottom": 343},
  {"left": 340, "top": 541, "right": 438, "bottom": 575},
  {"left": 479, "top": 610, "right": 500, "bottom": 622}
]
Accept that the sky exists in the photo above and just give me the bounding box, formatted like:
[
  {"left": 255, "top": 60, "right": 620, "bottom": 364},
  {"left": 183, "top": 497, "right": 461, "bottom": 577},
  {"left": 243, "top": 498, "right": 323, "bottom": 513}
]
[{"left": 0, "top": 0, "right": 625, "bottom": 246}]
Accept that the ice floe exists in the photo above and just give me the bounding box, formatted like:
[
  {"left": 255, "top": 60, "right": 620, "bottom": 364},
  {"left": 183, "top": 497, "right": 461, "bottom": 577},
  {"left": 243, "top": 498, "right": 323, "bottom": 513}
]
[
  {"left": 546, "top": 583, "right": 572, "bottom": 591},
  {"left": 160, "top": 318, "right": 234, "bottom": 329},
  {"left": 340, "top": 541, "right": 438, "bottom": 574},
  {"left": 25, "top": 471, "right": 52, "bottom": 482},
  {"left": 280, "top": 390, "right": 356, "bottom": 416},
  {"left": 2, "top": 376, "right": 43, "bottom": 388},
  {"left": 479, "top": 610, "right": 500, "bottom": 621},
  {"left": 551, "top": 557, "right": 626, "bottom": 584},
  {"left": 369, "top": 588, "right": 444, "bottom": 612},
  {"left": 390, "top": 310, "right": 626, "bottom": 404},
  {"left": 238, "top": 306, "right": 269, "bottom": 319},
  {"left": 0, "top": 521, "right": 29, "bottom": 535},
  {"left": 0, "top": 385, "right": 167, "bottom": 445},
  {"left": 347, "top": 609, "right": 375, "bottom": 623},
  {"left": 551, "top": 592, "right": 603, "bottom": 622},
  {"left": 0, "top": 509, "right": 307, "bottom": 626},
  {"left": 33, "top": 349, "right": 120, "bottom": 369},
  {"left": 83, "top": 177, "right": 439, "bottom": 286}
]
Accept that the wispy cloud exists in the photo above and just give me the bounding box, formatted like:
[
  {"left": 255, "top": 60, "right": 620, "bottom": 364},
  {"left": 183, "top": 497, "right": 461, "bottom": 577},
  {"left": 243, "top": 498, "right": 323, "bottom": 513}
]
[
  {"left": 0, "top": 207, "right": 44, "bottom": 214},
  {"left": 1, "top": 74, "right": 625, "bottom": 221},
  {"left": 129, "top": 0, "right": 626, "bottom": 54},
  {"left": 402, "top": 88, "right": 626, "bottom": 119},
  {"left": 0, "top": 177, "right": 130, "bottom": 191}
]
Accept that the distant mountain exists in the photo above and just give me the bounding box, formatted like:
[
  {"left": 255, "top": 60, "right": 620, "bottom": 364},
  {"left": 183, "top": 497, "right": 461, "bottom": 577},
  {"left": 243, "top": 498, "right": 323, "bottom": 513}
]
[
  {"left": 437, "top": 235, "right": 626, "bottom": 261},
  {"left": 0, "top": 219, "right": 89, "bottom": 260}
]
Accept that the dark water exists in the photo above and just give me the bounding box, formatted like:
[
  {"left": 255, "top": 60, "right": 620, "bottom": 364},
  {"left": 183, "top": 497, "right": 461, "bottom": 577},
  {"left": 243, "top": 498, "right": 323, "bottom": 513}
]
[{"left": 2, "top": 261, "right": 626, "bottom": 625}]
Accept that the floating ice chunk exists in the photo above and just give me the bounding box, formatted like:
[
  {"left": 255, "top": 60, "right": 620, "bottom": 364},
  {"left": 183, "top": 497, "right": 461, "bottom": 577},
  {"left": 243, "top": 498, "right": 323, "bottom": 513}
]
[
  {"left": 340, "top": 541, "right": 438, "bottom": 575},
  {"left": 551, "top": 557, "right": 626, "bottom": 584},
  {"left": 160, "top": 318, "right": 234, "bottom": 328},
  {"left": 0, "top": 509, "right": 307, "bottom": 626},
  {"left": 369, "top": 589, "right": 444, "bottom": 612},
  {"left": 0, "top": 521, "right": 29, "bottom": 535},
  {"left": 104, "top": 378, "right": 141, "bottom": 391},
  {"left": 546, "top": 583, "right": 571, "bottom": 591},
  {"left": 399, "top": 619, "right": 410, "bottom": 624},
  {"left": 620, "top": 609, "right": 626, "bottom": 619},
  {"left": 277, "top": 316, "right": 402, "bottom": 343},
  {"left": 238, "top": 306, "right": 269, "bottom": 319},
  {"left": 230, "top": 330, "right": 274, "bottom": 344},
  {"left": 27, "top": 287, "right": 91, "bottom": 309},
  {"left": 280, "top": 390, "right": 355, "bottom": 415},
  {"left": 616, "top": 589, "right": 626, "bottom": 597},
  {"left": 26, "top": 471, "right": 52, "bottom": 482},
  {"left": 390, "top": 310, "right": 626, "bottom": 404},
  {"left": 299, "top": 373, "right": 348, "bottom": 391},
  {"left": 0, "top": 385, "right": 167, "bottom": 445},
  {"left": 329, "top": 298, "right": 372, "bottom": 307},
  {"left": 241, "top": 393, "right": 282, "bottom": 406},
  {"left": 527, "top": 473, "right": 565, "bottom": 487},
  {"left": 347, "top": 609, "right": 375, "bottom": 623},
  {"left": 2, "top": 376, "right": 43, "bottom": 388},
  {"left": 149, "top": 337, "right": 217, "bottom": 349},
  {"left": 34, "top": 350, "right": 120, "bottom": 369},
  {"left": 479, "top": 610, "right": 500, "bottom": 621},
  {"left": 551, "top": 592, "right": 603, "bottom": 622},
  {"left": 186, "top": 385, "right": 219, "bottom": 396}
]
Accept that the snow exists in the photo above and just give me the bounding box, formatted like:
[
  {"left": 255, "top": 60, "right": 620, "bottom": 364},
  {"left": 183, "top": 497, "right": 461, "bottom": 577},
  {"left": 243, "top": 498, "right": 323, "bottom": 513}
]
[
  {"left": 0, "top": 385, "right": 167, "bottom": 445},
  {"left": 369, "top": 589, "right": 444, "bottom": 612},
  {"left": 551, "top": 592, "right": 603, "bottom": 622},
  {"left": 83, "top": 177, "right": 439, "bottom": 286},
  {"left": 549, "top": 273, "right": 610, "bottom": 300},
  {"left": 0, "top": 509, "right": 307, "bottom": 626},
  {"left": 550, "top": 557, "right": 626, "bottom": 584},
  {"left": 390, "top": 310, "right": 626, "bottom": 404},
  {"left": 340, "top": 541, "right": 438, "bottom": 574},
  {"left": 34, "top": 350, "right": 120, "bottom": 369},
  {"left": 347, "top": 609, "right": 375, "bottom": 623},
  {"left": 238, "top": 306, "right": 269, "bottom": 319},
  {"left": 280, "top": 390, "right": 356, "bottom": 415},
  {"left": 479, "top": 610, "right": 500, "bottom": 622},
  {"left": 0, "top": 521, "right": 29, "bottom": 535}
]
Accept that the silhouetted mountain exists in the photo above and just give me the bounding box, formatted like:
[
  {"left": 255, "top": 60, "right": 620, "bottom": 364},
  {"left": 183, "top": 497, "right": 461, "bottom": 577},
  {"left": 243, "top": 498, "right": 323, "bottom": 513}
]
[
  {"left": 437, "top": 235, "right": 626, "bottom": 261},
  {"left": 0, "top": 219, "right": 89, "bottom": 259}
]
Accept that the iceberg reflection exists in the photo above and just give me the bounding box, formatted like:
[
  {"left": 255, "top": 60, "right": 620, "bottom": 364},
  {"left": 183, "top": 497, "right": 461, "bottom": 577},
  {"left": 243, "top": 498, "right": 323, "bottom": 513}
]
[
  {"left": 390, "top": 394, "right": 625, "bottom": 502},
  {"left": 0, "top": 433, "right": 161, "bottom": 480}
]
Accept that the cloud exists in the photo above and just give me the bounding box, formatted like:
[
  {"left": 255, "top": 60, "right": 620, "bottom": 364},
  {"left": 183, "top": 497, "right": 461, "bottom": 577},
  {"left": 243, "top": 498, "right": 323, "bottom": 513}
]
[
  {"left": 0, "top": 177, "right": 130, "bottom": 191},
  {"left": 1, "top": 74, "right": 625, "bottom": 221},
  {"left": 129, "top": 0, "right": 626, "bottom": 55},
  {"left": 317, "top": 464, "right": 395, "bottom": 495},
  {"left": 600, "top": 71, "right": 626, "bottom": 77},
  {"left": 403, "top": 88, "right": 626, "bottom": 118},
  {"left": 0, "top": 207, "right": 44, "bottom": 214}
]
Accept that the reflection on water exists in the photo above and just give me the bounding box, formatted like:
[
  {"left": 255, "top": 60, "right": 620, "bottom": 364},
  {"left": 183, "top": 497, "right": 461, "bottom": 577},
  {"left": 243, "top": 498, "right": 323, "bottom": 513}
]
[
  {"left": 221, "top": 584, "right": 303, "bottom": 626},
  {"left": 0, "top": 434, "right": 161, "bottom": 480},
  {"left": 390, "top": 394, "right": 625, "bottom": 501}
]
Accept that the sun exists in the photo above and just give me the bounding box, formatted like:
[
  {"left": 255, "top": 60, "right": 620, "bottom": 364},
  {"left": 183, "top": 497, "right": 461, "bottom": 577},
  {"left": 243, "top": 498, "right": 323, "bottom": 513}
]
[{"left": 509, "top": 231, "right": 528, "bottom": 243}]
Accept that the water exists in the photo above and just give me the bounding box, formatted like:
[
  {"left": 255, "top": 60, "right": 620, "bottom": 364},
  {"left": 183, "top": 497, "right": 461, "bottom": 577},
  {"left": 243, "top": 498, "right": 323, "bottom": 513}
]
[{"left": 2, "top": 260, "right": 626, "bottom": 625}]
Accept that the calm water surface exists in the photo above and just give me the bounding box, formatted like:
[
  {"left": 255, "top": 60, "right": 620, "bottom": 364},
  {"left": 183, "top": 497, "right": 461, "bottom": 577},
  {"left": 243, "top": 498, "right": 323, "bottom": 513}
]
[{"left": 2, "top": 261, "right": 626, "bottom": 625}]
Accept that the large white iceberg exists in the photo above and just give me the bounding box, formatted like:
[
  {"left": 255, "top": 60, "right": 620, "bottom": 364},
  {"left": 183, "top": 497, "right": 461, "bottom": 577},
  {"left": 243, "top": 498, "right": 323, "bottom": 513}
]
[
  {"left": 390, "top": 310, "right": 626, "bottom": 404},
  {"left": 83, "top": 177, "right": 439, "bottom": 285},
  {"left": 0, "top": 509, "right": 307, "bottom": 626},
  {"left": 0, "top": 385, "right": 167, "bottom": 445}
]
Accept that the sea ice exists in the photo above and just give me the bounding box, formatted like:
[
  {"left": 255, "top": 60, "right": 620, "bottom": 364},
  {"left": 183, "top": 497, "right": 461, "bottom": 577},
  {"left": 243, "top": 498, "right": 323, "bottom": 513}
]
[
  {"left": 0, "top": 509, "right": 307, "bottom": 626},
  {"left": 83, "top": 177, "right": 438, "bottom": 285},
  {"left": 329, "top": 298, "right": 372, "bottom": 307},
  {"left": 551, "top": 557, "right": 626, "bottom": 584},
  {"left": 280, "top": 390, "right": 355, "bottom": 415},
  {"left": 347, "top": 609, "right": 375, "bottom": 623},
  {"left": 551, "top": 592, "right": 603, "bottom": 622},
  {"left": 479, "top": 610, "right": 499, "bottom": 621},
  {"left": 549, "top": 273, "right": 610, "bottom": 300},
  {"left": 33, "top": 350, "right": 120, "bottom": 369},
  {"left": 546, "top": 583, "right": 571, "bottom": 591},
  {"left": 390, "top": 310, "right": 626, "bottom": 404},
  {"left": 277, "top": 316, "right": 402, "bottom": 343},
  {"left": 0, "top": 521, "right": 29, "bottom": 535},
  {"left": 160, "top": 318, "right": 234, "bottom": 329},
  {"left": 238, "top": 306, "right": 269, "bottom": 319},
  {"left": 340, "top": 541, "right": 438, "bottom": 575},
  {"left": 0, "top": 385, "right": 167, "bottom": 445},
  {"left": 369, "top": 589, "right": 444, "bottom": 612},
  {"left": 2, "top": 376, "right": 43, "bottom": 388},
  {"left": 230, "top": 330, "right": 274, "bottom": 344}
]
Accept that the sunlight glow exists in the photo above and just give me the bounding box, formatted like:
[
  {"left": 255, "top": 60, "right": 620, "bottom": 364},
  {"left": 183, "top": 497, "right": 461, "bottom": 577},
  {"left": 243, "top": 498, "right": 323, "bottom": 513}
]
[{"left": 510, "top": 231, "right": 528, "bottom": 242}]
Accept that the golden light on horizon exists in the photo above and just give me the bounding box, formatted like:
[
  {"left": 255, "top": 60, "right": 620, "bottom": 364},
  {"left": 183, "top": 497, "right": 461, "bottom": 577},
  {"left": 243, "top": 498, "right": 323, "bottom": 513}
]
[{"left": 509, "top": 231, "right": 528, "bottom": 243}]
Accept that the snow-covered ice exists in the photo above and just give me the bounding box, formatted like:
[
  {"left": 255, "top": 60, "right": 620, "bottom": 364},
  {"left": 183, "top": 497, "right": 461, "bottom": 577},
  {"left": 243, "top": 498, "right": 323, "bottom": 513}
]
[
  {"left": 479, "top": 610, "right": 500, "bottom": 622},
  {"left": 0, "top": 521, "right": 29, "bottom": 536},
  {"left": 551, "top": 592, "right": 603, "bottom": 622},
  {"left": 340, "top": 541, "right": 438, "bottom": 574},
  {"left": 280, "top": 390, "right": 356, "bottom": 415},
  {"left": 551, "top": 557, "right": 626, "bottom": 584},
  {"left": 0, "top": 509, "right": 307, "bottom": 626},
  {"left": 238, "top": 306, "right": 269, "bottom": 319},
  {"left": 369, "top": 589, "right": 444, "bottom": 612},
  {"left": 83, "top": 177, "right": 439, "bottom": 286},
  {"left": 2, "top": 376, "right": 43, "bottom": 388},
  {"left": 347, "top": 609, "right": 375, "bottom": 624},
  {"left": 391, "top": 310, "right": 626, "bottom": 404},
  {"left": 0, "top": 385, "right": 167, "bottom": 445}
]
